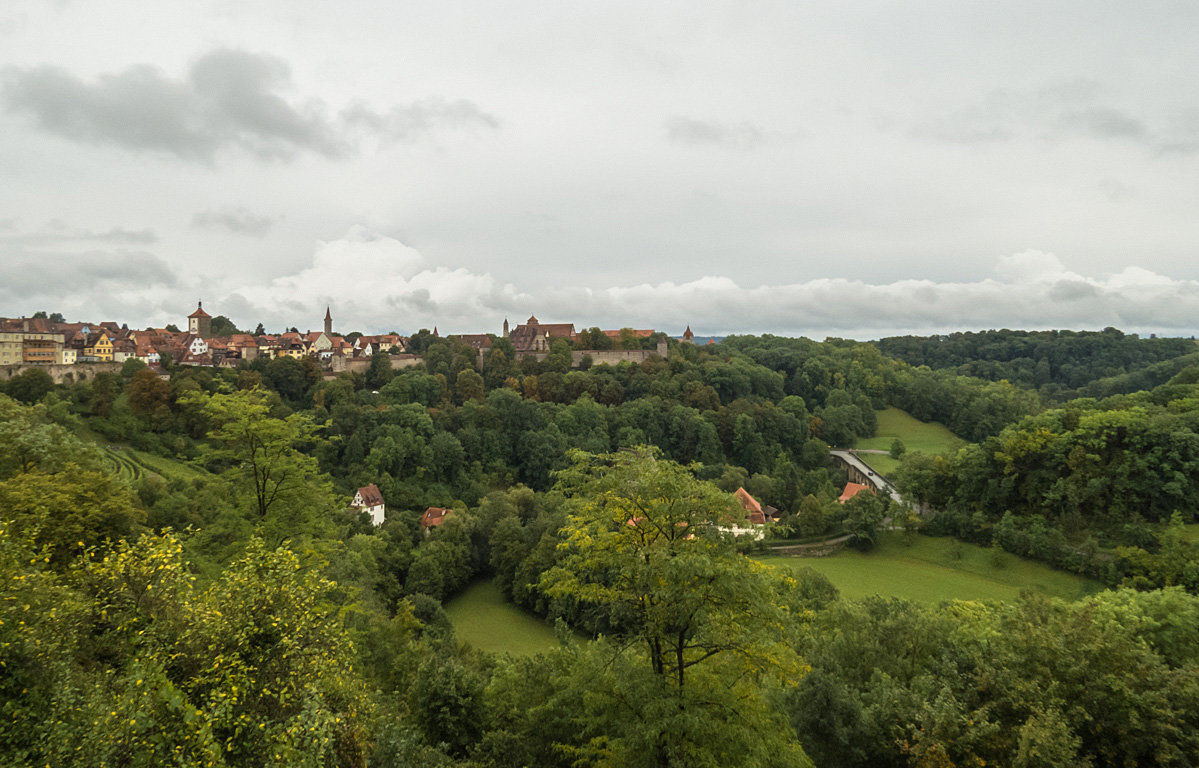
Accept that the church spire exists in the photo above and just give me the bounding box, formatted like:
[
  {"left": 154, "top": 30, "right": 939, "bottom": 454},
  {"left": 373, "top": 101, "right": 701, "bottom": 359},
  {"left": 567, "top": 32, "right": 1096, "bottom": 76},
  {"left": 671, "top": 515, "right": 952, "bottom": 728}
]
[{"left": 323, "top": 305, "right": 332, "bottom": 336}]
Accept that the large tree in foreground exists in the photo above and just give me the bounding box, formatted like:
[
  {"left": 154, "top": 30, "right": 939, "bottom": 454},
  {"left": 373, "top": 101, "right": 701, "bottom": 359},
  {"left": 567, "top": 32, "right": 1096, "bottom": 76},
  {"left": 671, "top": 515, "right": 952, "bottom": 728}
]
[
  {"left": 543, "top": 448, "right": 812, "bottom": 767},
  {"left": 182, "top": 388, "right": 333, "bottom": 525}
]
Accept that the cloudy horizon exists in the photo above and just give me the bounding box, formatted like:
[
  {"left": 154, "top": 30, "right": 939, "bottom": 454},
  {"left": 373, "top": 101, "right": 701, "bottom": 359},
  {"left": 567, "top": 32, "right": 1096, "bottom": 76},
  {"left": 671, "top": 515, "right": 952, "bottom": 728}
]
[{"left": 3, "top": 2, "right": 1197, "bottom": 340}]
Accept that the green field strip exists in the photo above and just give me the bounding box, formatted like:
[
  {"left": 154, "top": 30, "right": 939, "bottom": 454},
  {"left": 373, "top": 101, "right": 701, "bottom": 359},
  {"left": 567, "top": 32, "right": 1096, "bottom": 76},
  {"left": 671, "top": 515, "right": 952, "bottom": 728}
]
[
  {"left": 759, "top": 532, "right": 1101, "bottom": 604},
  {"left": 444, "top": 580, "right": 560, "bottom": 655}
]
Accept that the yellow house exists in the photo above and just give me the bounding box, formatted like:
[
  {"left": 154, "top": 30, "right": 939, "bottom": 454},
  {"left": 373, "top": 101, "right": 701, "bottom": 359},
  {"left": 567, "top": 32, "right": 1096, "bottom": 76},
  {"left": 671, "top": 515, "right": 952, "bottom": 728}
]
[{"left": 85, "top": 331, "right": 114, "bottom": 361}]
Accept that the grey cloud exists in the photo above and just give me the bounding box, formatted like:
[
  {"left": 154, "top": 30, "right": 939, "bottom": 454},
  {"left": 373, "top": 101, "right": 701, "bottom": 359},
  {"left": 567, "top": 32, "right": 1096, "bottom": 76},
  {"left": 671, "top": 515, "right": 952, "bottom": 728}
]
[
  {"left": 386, "top": 288, "right": 434, "bottom": 312},
  {"left": 342, "top": 97, "right": 500, "bottom": 143},
  {"left": 187, "top": 49, "right": 346, "bottom": 159},
  {"left": 911, "top": 96, "right": 1015, "bottom": 144},
  {"left": 1156, "top": 111, "right": 1199, "bottom": 155},
  {"left": 93, "top": 227, "right": 157, "bottom": 244},
  {"left": 192, "top": 206, "right": 274, "bottom": 237},
  {"left": 2, "top": 49, "right": 495, "bottom": 162},
  {"left": 0, "top": 249, "right": 176, "bottom": 295},
  {"left": 1057, "top": 107, "right": 1147, "bottom": 140},
  {"left": 1097, "top": 178, "right": 1133, "bottom": 202},
  {"left": 914, "top": 82, "right": 1174, "bottom": 150},
  {"left": 1036, "top": 79, "right": 1104, "bottom": 105},
  {"left": 1, "top": 62, "right": 217, "bottom": 159},
  {"left": 665, "top": 117, "right": 768, "bottom": 149},
  {"left": 912, "top": 285, "right": 939, "bottom": 304},
  {"left": 0, "top": 223, "right": 157, "bottom": 245},
  {"left": 1048, "top": 279, "right": 1099, "bottom": 302}
]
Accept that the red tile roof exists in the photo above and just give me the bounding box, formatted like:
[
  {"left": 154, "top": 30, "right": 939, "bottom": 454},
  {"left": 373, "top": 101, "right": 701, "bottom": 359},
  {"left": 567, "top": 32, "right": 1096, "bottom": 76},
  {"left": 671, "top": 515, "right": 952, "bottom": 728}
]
[
  {"left": 838, "top": 482, "right": 872, "bottom": 503},
  {"left": 453, "top": 333, "right": 493, "bottom": 349},
  {"left": 420, "top": 507, "right": 452, "bottom": 528},
  {"left": 734, "top": 487, "right": 767, "bottom": 524},
  {"left": 356, "top": 484, "right": 384, "bottom": 507},
  {"left": 734, "top": 487, "right": 762, "bottom": 513}
]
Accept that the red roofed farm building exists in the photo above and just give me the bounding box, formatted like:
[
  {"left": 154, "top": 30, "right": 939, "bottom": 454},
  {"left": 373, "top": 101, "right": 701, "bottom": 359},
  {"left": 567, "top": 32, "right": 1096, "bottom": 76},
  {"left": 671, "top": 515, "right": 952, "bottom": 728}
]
[
  {"left": 838, "top": 482, "right": 872, "bottom": 504},
  {"left": 420, "top": 506, "right": 453, "bottom": 531}
]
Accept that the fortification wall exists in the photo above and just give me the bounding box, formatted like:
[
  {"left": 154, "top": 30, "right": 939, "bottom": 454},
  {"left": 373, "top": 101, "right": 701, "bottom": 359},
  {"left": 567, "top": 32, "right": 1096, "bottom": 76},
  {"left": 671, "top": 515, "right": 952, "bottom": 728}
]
[
  {"left": 497, "top": 342, "right": 668, "bottom": 369},
  {"left": 572, "top": 348, "right": 663, "bottom": 366},
  {"left": 0, "top": 362, "right": 122, "bottom": 384}
]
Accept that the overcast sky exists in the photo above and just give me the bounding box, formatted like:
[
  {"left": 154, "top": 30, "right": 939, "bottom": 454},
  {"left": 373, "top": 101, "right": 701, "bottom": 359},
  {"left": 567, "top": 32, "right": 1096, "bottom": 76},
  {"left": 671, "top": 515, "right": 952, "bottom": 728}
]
[{"left": 2, "top": 1, "right": 1198, "bottom": 339}]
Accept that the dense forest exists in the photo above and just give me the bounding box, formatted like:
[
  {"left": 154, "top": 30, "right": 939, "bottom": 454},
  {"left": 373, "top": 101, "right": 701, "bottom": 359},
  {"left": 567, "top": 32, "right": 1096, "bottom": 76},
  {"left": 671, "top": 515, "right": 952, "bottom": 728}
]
[
  {"left": 876, "top": 327, "right": 1199, "bottom": 401},
  {"left": 3, "top": 327, "right": 1199, "bottom": 766}
]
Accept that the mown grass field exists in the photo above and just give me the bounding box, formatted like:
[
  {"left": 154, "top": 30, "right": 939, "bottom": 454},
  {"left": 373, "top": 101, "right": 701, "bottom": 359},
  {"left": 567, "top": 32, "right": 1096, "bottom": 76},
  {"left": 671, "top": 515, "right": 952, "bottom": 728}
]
[
  {"left": 444, "top": 580, "right": 560, "bottom": 655},
  {"left": 854, "top": 407, "right": 966, "bottom": 476},
  {"left": 759, "top": 532, "right": 1102, "bottom": 604}
]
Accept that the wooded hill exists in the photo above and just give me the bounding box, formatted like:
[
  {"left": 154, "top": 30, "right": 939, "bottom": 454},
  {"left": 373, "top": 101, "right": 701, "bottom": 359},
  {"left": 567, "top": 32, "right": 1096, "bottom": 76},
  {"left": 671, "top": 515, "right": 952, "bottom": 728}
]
[{"left": 3, "top": 327, "right": 1199, "bottom": 766}]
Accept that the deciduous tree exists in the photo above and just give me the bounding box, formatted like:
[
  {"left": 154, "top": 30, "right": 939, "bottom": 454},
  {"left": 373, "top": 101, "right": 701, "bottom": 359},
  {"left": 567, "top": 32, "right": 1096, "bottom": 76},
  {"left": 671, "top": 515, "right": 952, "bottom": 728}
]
[
  {"left": 543, "top": 448, "right": 811, "bottom": 767},
  {"left": 182, "top": 387, "right": 331, "bottom": 521}
]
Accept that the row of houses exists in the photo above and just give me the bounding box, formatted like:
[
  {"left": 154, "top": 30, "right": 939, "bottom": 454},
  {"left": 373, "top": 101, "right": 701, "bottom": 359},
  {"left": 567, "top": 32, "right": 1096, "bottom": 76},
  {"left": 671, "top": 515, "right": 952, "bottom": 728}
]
[
  {"left": 4, "top": 304, "right": 715, "bottom": 373},
  {"left": 1, "top": 303, "right": 408, "bottom": 370}
]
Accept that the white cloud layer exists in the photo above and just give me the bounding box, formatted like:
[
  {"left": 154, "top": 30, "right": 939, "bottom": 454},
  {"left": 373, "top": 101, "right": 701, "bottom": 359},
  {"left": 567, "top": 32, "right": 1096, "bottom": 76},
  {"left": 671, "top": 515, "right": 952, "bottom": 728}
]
[
  {"left": 225, "top": 227, "right": 525, "bottom": 333},
  {"left": 3, "top": 228, "right": 1197, "bottom": 340}
]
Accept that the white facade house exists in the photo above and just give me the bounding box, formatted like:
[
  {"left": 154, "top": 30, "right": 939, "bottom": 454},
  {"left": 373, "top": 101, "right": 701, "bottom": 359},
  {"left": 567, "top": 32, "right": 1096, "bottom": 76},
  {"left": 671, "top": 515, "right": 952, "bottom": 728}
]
[{"left": 351, "top": 484, "right": 386, "bottom": 526}]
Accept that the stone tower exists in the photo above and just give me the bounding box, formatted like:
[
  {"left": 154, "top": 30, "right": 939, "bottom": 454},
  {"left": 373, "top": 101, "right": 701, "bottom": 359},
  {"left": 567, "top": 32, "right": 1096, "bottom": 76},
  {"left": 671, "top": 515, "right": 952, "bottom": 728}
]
[
  {"left": 324, "top": 306, "right": 333, "bottom": 336},
  {"left": 503, "top": 318, "right": 509, "bottom": 337},
  {"left": 188, "top": 301, "right": 212, "bottom": 337}
]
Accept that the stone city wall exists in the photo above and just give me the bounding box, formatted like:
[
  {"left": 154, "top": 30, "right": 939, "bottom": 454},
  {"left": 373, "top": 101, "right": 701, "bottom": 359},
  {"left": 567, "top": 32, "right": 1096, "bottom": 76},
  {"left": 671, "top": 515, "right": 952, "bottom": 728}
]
[{"left": 0, "top": 362, "right": 123, "bottom": 384}]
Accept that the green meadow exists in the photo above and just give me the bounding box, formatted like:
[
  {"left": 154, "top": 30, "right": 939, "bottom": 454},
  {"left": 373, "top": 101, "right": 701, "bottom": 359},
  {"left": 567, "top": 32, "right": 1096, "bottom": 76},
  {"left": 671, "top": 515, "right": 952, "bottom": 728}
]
[
  {"left": 854, "top": 407, "right": 966, "bottom": 476},
  {"left": 444, "top": 580, "right": 560, "bottom": 655},
  {"left": 449, "top": 534, "right": 1103, "bottom": 656},
  {"left": 760, "top": 532, "right": 1102, "bottom": 604}
]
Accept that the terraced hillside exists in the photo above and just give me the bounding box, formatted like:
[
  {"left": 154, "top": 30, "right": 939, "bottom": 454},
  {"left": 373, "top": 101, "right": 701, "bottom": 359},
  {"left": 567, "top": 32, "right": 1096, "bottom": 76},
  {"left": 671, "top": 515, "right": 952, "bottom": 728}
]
[{"left": 100, "top": 446, "right": 209, "bottom": 485}]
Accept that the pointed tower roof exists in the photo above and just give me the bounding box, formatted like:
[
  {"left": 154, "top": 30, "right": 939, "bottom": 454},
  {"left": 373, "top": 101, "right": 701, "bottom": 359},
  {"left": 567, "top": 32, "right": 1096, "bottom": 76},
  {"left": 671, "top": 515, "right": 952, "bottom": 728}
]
[
  {"left": 325, "top": 306, "right": 332, "bottom": 321},
  {"left": 683, "top": 325, "right": 694, "bottom": 340},
  {"left": 189, "top": 301, "right": 211, "bottom": 319},
  {"left": 527, "top": 315, "right": 539, "bottom": 324},
  {"left": 433, "top": 326, "right": 439, "bottom": 337}
]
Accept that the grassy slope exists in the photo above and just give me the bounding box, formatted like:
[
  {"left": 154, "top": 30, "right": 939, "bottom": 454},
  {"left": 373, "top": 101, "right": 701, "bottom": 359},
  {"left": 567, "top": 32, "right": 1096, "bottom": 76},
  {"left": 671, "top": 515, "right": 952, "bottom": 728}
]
[
  {"left": 854, "top": 407, "right": 966, "bottom": 476},
  {"left": 444, "top": 580, "right": 559, "bottom": 655},
  {"left": 760, "top": 532, "right": 1102, "bottom": 604},
  {"left": 70, "top": 419, "right": 210, "bottom": 485}
]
